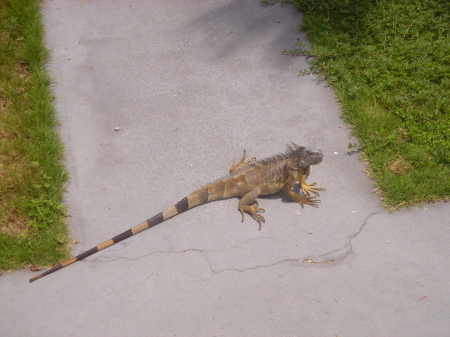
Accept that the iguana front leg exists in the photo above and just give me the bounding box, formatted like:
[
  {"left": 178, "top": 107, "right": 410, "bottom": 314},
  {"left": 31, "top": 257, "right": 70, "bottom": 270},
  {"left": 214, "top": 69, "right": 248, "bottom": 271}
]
[
  {"left": 229, "top": 149, "right": 256, "bottom": 174},
  {"left": 299, "top": 166, "right": 325, "bottom": 197},
  {"left": 299, "top": 172, "right": 325, "bottom": 197},
  {"left": 237, "top": 184, "right": 265, "bottom": 230},
  {"left": 283, "top": 176, "right": 320, "bottom": 208}
]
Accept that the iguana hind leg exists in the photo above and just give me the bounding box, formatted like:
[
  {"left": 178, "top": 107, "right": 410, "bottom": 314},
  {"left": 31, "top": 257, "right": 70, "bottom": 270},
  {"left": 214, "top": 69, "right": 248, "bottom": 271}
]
[
  {"left": 239, "top": 204, "right": 265, "bottom": 231},
  {"left": 237, "top": 185, "right": 265, "bottom": 230},
  {"left": 230, "top": 149, "right": 256, "bottom": 174}
]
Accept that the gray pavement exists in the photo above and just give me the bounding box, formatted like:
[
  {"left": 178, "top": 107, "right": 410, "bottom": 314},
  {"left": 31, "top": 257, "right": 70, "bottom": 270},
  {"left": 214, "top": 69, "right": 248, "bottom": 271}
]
[{"left": 2, "top": 1, "right": 449, "bottom": 336}]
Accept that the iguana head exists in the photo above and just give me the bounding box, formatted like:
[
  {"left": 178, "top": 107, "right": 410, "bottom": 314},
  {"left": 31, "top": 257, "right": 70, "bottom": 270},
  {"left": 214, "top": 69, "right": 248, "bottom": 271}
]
[
  {"left": 301, "top": 146, "right": 323, "bottom": 167},
  {"left": 287, "top": 143, "right": 323, "bottom": 169}
]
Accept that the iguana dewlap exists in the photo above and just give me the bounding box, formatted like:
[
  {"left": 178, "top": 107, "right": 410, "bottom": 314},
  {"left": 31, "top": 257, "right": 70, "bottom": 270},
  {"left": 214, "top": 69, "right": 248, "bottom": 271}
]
[{"left": 29, "top": 143, "right": 324, "bottom": 282}]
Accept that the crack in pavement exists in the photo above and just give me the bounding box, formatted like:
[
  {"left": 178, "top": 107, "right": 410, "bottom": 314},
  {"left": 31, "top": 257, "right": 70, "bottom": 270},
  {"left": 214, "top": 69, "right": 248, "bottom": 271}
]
[
  {"left": 87, "top": 236, "right": 285, "bottom": 263},
  {"left": 203, "top": 211, "right": 382, "bottom": 274},
  {"left": 85, "top": 211, "right": 382, "bottom": 275},
  {"left": 305, "top": 211, "right": 382, "bottom": 265}
]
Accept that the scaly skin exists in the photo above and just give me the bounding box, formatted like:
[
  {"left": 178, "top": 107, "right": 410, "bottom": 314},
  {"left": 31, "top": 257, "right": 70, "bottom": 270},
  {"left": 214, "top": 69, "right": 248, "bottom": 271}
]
[{"left": 29, "top": 143, "right": 324, "bottom": 283}]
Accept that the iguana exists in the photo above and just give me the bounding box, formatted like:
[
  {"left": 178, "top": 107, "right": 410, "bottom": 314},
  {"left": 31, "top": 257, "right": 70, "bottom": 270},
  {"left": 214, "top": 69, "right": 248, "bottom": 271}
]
[{"left": 29, "top": 143, "right": 324, "bottom": 282}]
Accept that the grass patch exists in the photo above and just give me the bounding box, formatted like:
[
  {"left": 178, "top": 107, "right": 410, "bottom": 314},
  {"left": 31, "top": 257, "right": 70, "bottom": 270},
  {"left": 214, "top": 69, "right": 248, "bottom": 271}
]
[
  {"left": 289, "top": 0, "right": 450, "bottom": 208},
  {"left": 0, "top": 0, "right": 69, "bottom": 271}
]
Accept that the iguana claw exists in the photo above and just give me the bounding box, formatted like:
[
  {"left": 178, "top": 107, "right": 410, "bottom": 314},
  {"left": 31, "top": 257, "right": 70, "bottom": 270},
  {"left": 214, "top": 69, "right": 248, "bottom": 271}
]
[
  {"left": 230, "top": 149, "right": 256, "bottom": 174},
  {"left": 301, "top": 181, "right": 326, "bottom": 197},
  {"left": 291, "top": 193, "right": 321, "bottom": 208},
  {"left": 239, "top": 204, "right": 265, "bottom": 230}
]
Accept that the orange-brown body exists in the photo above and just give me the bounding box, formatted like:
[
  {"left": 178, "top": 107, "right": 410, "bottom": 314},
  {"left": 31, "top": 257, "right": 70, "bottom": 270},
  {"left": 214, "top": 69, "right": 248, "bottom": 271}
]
[{"left": 30, "top": 143, "right": 324, "bottom": 283}]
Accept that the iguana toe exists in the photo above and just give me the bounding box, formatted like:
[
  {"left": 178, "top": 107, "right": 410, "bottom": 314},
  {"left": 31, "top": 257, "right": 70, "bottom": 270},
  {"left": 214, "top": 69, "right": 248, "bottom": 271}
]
[
  {"left": 229, "top": 149, "right": 256, "bottom": 174},
  {"left": 291, "top": 194, "right": 321, "bottom": 208},
  {"left": 301, "top": 182, "right": 326, "bottom": 197},
  {"left": 239, "top": 204, "right": 265, "bottom": 230}
]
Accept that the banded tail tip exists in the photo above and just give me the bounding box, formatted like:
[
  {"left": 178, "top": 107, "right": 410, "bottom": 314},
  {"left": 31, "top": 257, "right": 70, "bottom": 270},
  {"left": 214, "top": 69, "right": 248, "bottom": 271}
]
[
  {"left": 29, "top": 274, "right": 42, "bottom": 283},
  {"left": 28, "top": 261, "right": 69, "bottom": 283},
  {"left": 29, "top": 268, "right": 57, "bottom": 283}
]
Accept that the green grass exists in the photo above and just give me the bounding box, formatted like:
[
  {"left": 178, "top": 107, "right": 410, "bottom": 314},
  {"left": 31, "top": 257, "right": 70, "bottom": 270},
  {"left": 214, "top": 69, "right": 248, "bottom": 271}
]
[
  {"left": 0, "top": 0, "right": 70, "bottom": 271},
  {"left": 290, "top": 0, "right": 450, "bottom": 208}
]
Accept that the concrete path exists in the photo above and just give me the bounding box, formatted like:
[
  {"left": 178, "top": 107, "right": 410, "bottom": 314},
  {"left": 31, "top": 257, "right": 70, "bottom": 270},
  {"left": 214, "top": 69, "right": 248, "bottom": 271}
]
[{"left": 2, "top": 1, "right": 449, "bottom": 336}]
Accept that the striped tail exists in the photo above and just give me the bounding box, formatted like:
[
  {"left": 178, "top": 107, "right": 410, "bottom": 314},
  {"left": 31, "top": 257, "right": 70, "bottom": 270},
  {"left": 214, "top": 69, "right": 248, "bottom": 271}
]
[{"left": 29, "top": 195, "right": 194, "bottom": 283}]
